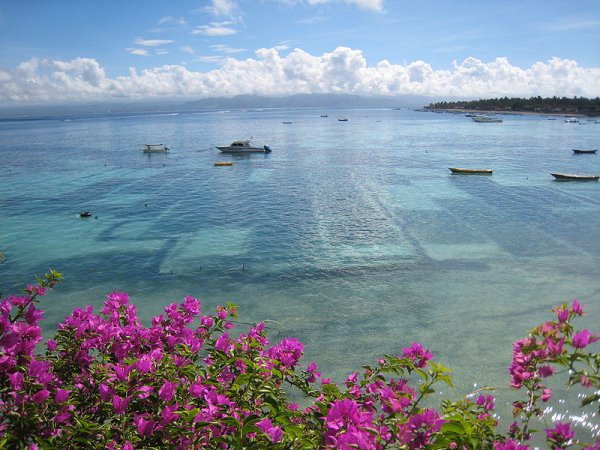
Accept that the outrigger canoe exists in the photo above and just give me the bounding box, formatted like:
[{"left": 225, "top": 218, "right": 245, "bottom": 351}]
[
  {"left": 449, "top": 168, "right": 493, "bottom": 175},
  {"left": 551, "top": 173, "right": 599, "bottom": 181}
]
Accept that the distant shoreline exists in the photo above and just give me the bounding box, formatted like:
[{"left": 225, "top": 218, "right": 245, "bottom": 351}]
[{"left": 426, "top": 108, "right": 591, "bottom": 118}]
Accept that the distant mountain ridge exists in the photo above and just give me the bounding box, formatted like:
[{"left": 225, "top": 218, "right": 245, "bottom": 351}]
[
  {"left": 182, "top": 93, "right": 432, "bottom": 109},
  {"left": 0, "top": 94, "right": 435, "bottom": 119}
]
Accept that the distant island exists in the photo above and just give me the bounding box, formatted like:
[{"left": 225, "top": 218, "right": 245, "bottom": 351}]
[{"left": 425, "top": 96, "right": 600, "bottom": 116}]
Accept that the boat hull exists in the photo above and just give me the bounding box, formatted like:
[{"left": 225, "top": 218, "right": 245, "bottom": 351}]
[
  {"left": 449, "top": 168, "right": 493, "bottom": 174},
  {"left": 217, "top": 147, "right": 270, "bottom": 153},
  {"left": 573, "top": 149, "right": 597, "bottom": 154},
  {"left": 551, "top": 173, "right": 599, "bottom": 181}
]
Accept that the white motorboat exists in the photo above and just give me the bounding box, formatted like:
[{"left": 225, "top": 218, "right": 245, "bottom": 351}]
[
  {"left": 472, "top": 116, "right": 502, "bottom": 123},
  {"left": 216, "top": 139, "right": 272, "bottom": 153},
  {"left": 143, "top": 144, "right": 169, "bottom": 153}
]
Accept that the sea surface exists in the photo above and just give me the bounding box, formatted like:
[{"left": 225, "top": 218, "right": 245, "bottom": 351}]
[{"left": 1, "top": 108, "right": 599, "bottom": 435}]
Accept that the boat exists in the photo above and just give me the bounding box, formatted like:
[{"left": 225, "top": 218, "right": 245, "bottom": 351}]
[
  {"left": 572, "top": 149, "right": 597, "bottom": 154},
  {"left": 449, "top": 168, "right": 493, "bottom": 175},
  {"left": 214, "top": 162, "right": 233, "bottom": 166},
  {"left": 216, "top": 139, "right": 272, "bottom": 153},
  {"left": 564, "top": 118, "right": 579, "bottom": 123},
  {"left": 551, "top": 173, "right": 599, "bottom": 181},
  {"left": 143, "top": 144, "right": 169, "bottom": 153},
  {"left": 282, "top": 121, "right": 292, "bottom": 124},
  {"left": 79, "top": 211, "right": 92, "bottom": 218},
  {"left": 338, "top": 117, "right": 348, "bottom": 122},
  {"left": 320, "top": 115, "right": 328, "bottom": 117},
  {"left": 472, "top": 116, "right": 502, "bottom": 123}
]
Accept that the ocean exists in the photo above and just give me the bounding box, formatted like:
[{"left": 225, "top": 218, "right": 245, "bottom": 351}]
[{"left": 1, "top": 107, "right": 599, "bottom": 434}]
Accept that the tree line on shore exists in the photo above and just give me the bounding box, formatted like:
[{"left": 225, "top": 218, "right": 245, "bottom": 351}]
[{"left": 426, "top": 96, "right": 600, "bottom": 116}]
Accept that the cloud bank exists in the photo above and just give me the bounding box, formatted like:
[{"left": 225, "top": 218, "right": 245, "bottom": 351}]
[{"left": 1, "top": 47, "right": 598, "bottom": 104}]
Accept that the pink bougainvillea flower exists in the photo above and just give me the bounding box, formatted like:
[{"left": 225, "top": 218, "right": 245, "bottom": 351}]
[
  {"left": 113, "top": 395, "right": 130, "bottom": 414},
  {"left": 571, "top": 299, "right": 584, "bottom": 315},
  {"left": 8, "top": 371, "right": 24, "bottom": 391},
  {"left": 268, "top": 337, "right": 304, "bottom": 368},
  {"left": 545, "top": 422, "right": 575, "bottom": 446},
  {"left": 31, "top": 389, "right": 50, "bottom": 404},
  {"left": 572, "top": 329, "right": 599, "bottom": 349},
  {"left": 476, "top": 395, "right": 495, "bottom": 411},
  {"left": 538, "top": 365, "right": 554, "bottom": 378},
  {"left": 552, "top": 305, "right": 569, "bottom": 323},
  {"left": 55, "top": 389, "right": 70, "bottom": 403},
  {"left": 493, "top": 439, "right": 530, "bottom": 450},
  {"left": 402, "top": 342, "right": 433, "bottom": 368},
  {"left": 134, "top": 415, "right": 155, "bottom": 438},
  {"left": 256, "top": 418, "right": 283, "bottom": 443},
  {"left": 158, "top": 381, "right": 177, "bottom": 402},
  {"left": 541, "top": 388, "right": 552, "bottom": 402}
]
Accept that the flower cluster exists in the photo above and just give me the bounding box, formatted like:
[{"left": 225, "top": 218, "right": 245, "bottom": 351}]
[{"left": 1, "top": 271, "right": 599, "bottom": 449}]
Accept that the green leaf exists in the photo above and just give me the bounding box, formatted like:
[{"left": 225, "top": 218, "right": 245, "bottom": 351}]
[
  {"left": 441, "top": 421, "right": 466, "bottom": 435},
  {"left": 581, "top": 392, "right": 600, "bottom": 407}
]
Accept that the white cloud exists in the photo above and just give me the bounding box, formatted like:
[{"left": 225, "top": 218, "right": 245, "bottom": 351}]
[
  {"left": 1, "top": 48, "right": 599, "bottom": 103},
  {"left": 128, "top": 49, "right": 149, "bottom": 56},
  {"left": 198, "top": 55, "right": 227, "bottom": 63},
  {"left": 133, "top": 38, "right": 175, "bottom": 47},
  {"left": 211, "top": 44, "right": 246, "bottom": 54},
  {"left": 192, "top": 22, "right": 237, "bottom": 36},
  {"left": 205, "top": 0, "right": 238, "bottom": 16},
  {"left": 158, "top": 16, "right": 187, "bottom": 26},
  {"left": 541, "top": 17, "right": 600, "bottom": 32},
  {"left": 181, "top": 46, "right": 195, "bottom": 56},
  {"left": 276, "top": 0, "right": 384, "bottom": 12}
]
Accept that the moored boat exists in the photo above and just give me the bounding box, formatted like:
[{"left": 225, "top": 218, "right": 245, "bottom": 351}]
[
  {"left": 338, "top": 117, "right": 348, "bottom": 122},
  {"left": 449, "top": 168, "right": 493, "bottom": 175},
  {"left": 143, "top": 144, "right": 169, "bottom": 153},
  {"left": 217, "top": 139, "right": 272, "bottom": 153},
  {"left": 472, "top": 116, "right": 502, "bottom": 123},
  {"left": 551, "top": 173, "right": 599, "bottom": 181},
  {"left": 572, "top": 149, "right": 597, "bottom": 154},
  {"left": 214, "top": 162, "right": 233, "bottom": 166}
]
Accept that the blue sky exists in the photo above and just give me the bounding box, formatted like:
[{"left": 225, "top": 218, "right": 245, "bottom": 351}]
[{"left": 0, "top": 0, "right": 599, "bottom": 104}]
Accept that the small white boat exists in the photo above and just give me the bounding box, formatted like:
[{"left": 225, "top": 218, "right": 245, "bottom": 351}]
[
  {"left": 143, "top": 144, "right": 169, "bottom": 153},
  {"left": 564, "top": 118, "right": 579, "bottom": 123},
  {"left": 472, "top": 116, "right": 502, "bottom": 123},
  {"left": 217, "top": 139, "right": 272, "bottom": 153}
]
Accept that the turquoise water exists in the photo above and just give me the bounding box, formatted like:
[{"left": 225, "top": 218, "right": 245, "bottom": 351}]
[{"left": 1, "top": 108, "right": 599, "bottom": 433}]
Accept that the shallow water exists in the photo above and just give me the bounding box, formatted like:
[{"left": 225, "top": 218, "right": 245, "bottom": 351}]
[{"left": 1, "top": 108, "right": 599, "bottom": 435}]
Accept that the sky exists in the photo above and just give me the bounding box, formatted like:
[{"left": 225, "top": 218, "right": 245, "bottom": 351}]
[{"left": 0, "top": 0, "right": 599, "bottom": 105}]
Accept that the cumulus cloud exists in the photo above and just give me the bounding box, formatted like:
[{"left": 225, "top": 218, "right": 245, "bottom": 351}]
[{"left": 0, "top": 48, "right": 598, "bottom": 103}]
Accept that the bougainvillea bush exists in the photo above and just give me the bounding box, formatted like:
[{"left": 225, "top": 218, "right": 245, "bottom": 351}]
[{"left": 0, "top": 270, "right": 599, "bottom": 449}]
